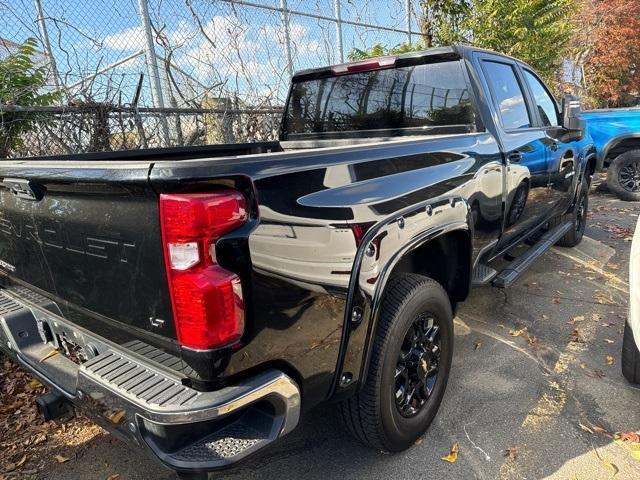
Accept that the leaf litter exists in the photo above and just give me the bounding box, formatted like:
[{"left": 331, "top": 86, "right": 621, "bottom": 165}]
[{"left": 0, "top": 356, "right": 105, "bottom": 477}]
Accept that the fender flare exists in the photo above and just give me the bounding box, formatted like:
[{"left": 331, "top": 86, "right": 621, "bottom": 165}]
[
  {"left": 598, "top": 133, "right": 640, "bottom": 171},
  {"left": 568, "top": 149, "right": 596, "bottom": 207},
  {"left": 328, "top": 195, "right": 473, "bottom": 397}
]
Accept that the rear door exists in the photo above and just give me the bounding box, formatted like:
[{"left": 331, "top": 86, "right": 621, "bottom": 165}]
[{"left": 475, "top": 54, "right": 553, "bottom": 251}]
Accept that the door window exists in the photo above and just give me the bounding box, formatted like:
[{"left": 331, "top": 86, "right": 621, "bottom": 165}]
[
  {"left": 482, "top": 61, "right": 531, "bottom": 130},
  {"left": 523, "top": 70, "right": 559, "bottom": 127}
]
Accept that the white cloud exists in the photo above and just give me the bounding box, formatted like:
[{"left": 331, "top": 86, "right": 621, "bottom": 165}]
[
  {"left": 101, "top": 15, "right": 329, "bottom": 102},
  {"left": 103, "top": 26, "right": 145, "bottom": 51}
]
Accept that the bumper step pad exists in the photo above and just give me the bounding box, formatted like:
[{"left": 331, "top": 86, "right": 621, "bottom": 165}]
[
  {"left": 82, "top": 351, "right": 199, "bottom": 408},
  {"left": 172, "top": 422, "right": 266, "bottom": 462}
]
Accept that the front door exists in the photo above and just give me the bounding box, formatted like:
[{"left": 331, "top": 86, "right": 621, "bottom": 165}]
[
  {"left": 477, "top": 56, "right": 554, "bottom": 252},
  {"left": 520, "top": 68, "right": 579, "bottom": 216}
]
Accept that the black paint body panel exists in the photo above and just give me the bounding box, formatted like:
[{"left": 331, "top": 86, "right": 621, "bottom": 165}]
[{"left": 0, "top": 46, "right": 594, "bottom": 410}]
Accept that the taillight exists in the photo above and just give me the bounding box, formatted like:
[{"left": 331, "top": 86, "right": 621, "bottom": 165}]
[{"left": 160, "top": 191, "right": 248, "bottom": 350}]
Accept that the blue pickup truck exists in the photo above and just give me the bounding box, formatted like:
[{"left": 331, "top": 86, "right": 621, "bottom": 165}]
[{"left": 580, "top": 108, "right": 640, "bottom": 200}]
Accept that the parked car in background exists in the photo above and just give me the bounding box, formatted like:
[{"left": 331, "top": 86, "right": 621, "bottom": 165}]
[
  {"left": 0, "top": 46, "right": 596, "bottom": 478},
  {"left": 580, "top": 108, "right": 640, "bottom": 200},
  {"left": 623, "top": 217, "right": 640, "bottom": 383}
]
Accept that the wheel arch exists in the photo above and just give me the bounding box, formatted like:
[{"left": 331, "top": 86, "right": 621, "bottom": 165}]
[
  {"left": 357, "top": 223, "right": 472, "bottom": 389},
  {"left": 585, "top": 153, "right": 597, "bottom": 179},
  {"left": 600, "top": 134, "right": 640, "bottom": 169},
  {"left": 329, "top": 196, "right": 473, "bottom": 399},
  {"left": 386, "top": 229, "right": 472, "bottom": 307}
]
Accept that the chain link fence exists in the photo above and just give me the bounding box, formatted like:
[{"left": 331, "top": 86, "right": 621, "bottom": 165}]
[{"left": 1, "top": 0, "right": 424, "bottom": 157}]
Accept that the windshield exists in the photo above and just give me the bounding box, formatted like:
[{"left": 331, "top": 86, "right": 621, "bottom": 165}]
[{"left": 283, "top": 60, "right": 475, "bottom": 140}]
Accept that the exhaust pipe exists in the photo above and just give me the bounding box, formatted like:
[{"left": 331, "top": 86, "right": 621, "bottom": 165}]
[{"left": 35, "top": 391, "right": 74, "bottom": 422}]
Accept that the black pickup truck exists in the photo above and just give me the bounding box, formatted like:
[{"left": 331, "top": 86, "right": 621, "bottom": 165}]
[{"left": 0, "top": 46, "right": 596, "bottom": 478}]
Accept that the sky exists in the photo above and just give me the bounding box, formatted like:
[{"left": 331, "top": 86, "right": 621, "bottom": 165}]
[{"left": 1, "top": 0, "right": 423, "bottom": 105}]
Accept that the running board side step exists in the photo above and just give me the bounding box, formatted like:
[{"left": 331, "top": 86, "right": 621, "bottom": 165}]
[
  {"left": 492, "top": 222, "right": 573, "bottom": 288},
  {"left": 472, "top": 263, "right": 498, "bottom": 286}
]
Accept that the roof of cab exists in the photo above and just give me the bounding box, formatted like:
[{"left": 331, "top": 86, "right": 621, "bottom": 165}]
[{"left": 290, "top": 44, "right": 530, "bottom": 82}]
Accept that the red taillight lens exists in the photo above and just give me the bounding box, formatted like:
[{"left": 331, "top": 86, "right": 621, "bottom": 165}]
[{"left": 160, "top": 191, "right": 248, "bottom": 350}]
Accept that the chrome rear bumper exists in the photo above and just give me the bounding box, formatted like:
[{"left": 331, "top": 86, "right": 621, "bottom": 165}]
[{"left": 0, "top": 287, "right": 300, "bottom": 474}]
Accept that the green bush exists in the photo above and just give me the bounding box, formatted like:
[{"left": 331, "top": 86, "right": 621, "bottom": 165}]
[{"left": 0, "top": 38, "right": 60, "bottom": 158}]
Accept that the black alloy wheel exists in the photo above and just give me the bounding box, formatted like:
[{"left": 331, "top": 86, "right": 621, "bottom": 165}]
[
  {"left": 618, "top": 160, "right": 640, "bottom": 192},
  {"left": 395, "top": 314, "right": 441, "bottom": 417},
  {"left": 607, "top": 150, "right": 640, "bottom": 201}
]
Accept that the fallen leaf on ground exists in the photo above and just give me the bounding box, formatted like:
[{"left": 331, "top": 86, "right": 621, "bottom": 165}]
[
  {"left": 593, "top": 291, "right": 615, "bottom": 305},
  {"left": 106, "top": 474, "right": 121, "bottom": 480},
  {"left": 606, "top": 356, "right": 615, "bottom": 366},
  {"left": 108, "top": 410, "right": 126, "bottom": 424},
  {"left": 527, "top": 334, "right": 537, "bottom": 345},
  {"left": 504, "top": 447, "right": 518, "bottom": 460},
  {"left": 474, "top": 342, "right": 481, "bottom": 351},
  {"left": 414, "top": 437, "right": 423, "bottom": 445},
  {"left": 441, "top": 442, "right": 459, "bottom": 463},
  {"left": 567, "top": 315, "right": 585, "bottom": 325},
  {"left": 570, "top": 329, "right": 585, "bottom": 343},
  {"left": 592, "top": 425, "right": 608, "bottom": 434},
  {"left": 509, "top": 328, "right": 527, "bottom": 337},
  {"left": 614, "top": 432, "right": 640, "bottom": 461},
  {"left": 28, "top": 378, "right": 43, "bottom": 389},
  {"left": 54, "top": 454, "right": 70, "bottom": 464},
  {"left": 617, "top": 431, "right": 640, "bottom": 444},
  {"left": 580, "top": 423, "right": 594, "bottom": 434},
  {"left": 605, "top": 339, "right": 614, "bottom": 344},
  {"left": 5, "top": 455, "right": 27, "bottom": 472},
  {"left": 39, "top": 349, "right": 59, "bottom": 363}
]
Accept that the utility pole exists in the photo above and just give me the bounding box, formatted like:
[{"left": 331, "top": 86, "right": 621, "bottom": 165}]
[
  {"left": 33, "top": 0, "right": 61, "bottom": 95},
  {"left": 279, "top": 0, "right": 294, "bottom": 78},
  {"left": 137, "top": 0, "right": 170, "bottom": 146},
  {"left": 406, "top": 0, "right": 412, "bottom": 45},
  {"left": 333, "top": 0, "right": 344, "bottom": 63}
]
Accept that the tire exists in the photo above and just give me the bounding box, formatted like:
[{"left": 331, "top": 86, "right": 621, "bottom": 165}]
[
  {"left": 622, "top": 320, "right": 640, "bottom": 384},
  {"left": 338, "top": 273, "right": 453, "bottom": 452},
  {"left": 606, "top": 150, "right": 640, "bottom": 201},
  {"left": 551, "top": 180, "right": 589, "bottom": 247}
]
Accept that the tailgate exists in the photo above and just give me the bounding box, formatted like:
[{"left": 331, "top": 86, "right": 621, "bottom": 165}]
[{"left": 0, "top": 161, "right": 175, "bottom": 342}]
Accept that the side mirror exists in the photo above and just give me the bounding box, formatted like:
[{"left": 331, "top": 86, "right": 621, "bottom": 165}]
[{"left": 561, "top": 94, "right": 582, "bottom": 130}]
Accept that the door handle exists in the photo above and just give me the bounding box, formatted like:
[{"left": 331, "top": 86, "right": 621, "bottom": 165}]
[{"left": 508, "top": 152, "right": 523, "bottom": 163}]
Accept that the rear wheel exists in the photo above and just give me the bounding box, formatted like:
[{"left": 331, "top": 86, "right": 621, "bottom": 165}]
[
  {"left": 606, "top": 150, "right": 640, "bottom": 201},
  {"left": 338, "top": 273, "right": 453, "bottom": 452},
  {"left": 622, "top": 320, "right": 640, "bottom": 384}
]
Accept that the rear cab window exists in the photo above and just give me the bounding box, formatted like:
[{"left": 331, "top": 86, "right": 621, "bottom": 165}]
[{"left": 282, "top": 60, "right": 476, "bottom": 140}]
